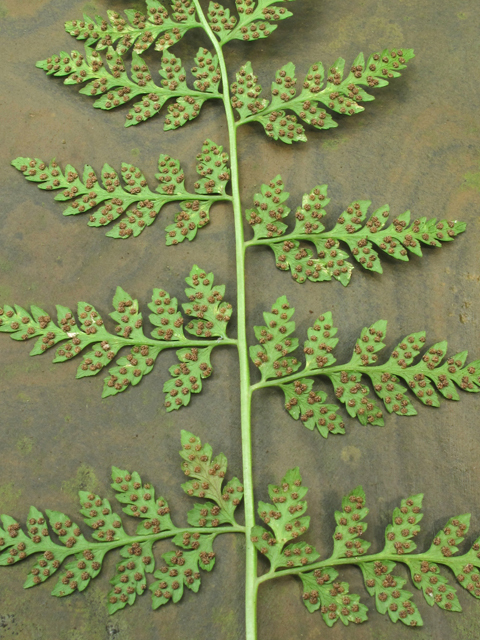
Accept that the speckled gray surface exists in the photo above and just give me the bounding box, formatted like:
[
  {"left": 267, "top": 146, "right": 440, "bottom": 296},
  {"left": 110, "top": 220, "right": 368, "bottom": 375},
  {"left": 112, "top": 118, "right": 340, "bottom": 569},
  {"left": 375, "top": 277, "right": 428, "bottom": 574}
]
[{"left": 0, "top": 0, "right": 479, "bottom": 638}]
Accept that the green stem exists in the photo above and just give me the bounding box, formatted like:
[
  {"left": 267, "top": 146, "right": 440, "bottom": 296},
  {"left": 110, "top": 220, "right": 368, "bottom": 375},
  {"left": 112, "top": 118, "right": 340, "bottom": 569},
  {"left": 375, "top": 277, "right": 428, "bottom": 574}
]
[
  {"left": 192, "top": 3, "right": 257, "bottom": 638},
  {"left": 23, "top": 525, "right": 245, "bottom": 557},
  {"left": 244, "top": 226, "right": 411, "bottom": 249},
  {"left": 152, "top": 193, "right": 232, "bottom": 202},
  {"left": 58, "top": 335, "right": 238, "bottom": 352},
  {"left": 251, "top": 361, "right": 440, "bottom": 392},
  {"left": 245, "top": 232, "right": 358, "bottom": 248},
  {"left": 256, "top": 550, "right": 462, "bottom": 586},
  {"left": 109, "top": 193, "right": 232, "bottom": 205}
]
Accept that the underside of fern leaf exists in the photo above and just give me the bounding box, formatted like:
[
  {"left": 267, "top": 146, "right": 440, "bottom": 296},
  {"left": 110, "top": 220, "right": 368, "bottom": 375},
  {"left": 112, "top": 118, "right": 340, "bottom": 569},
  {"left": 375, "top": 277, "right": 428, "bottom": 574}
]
[
  {"left": 255, "top": 472, "right": 480, "bottom": 628},
  {"left": 2, "top": 433, "right": 480, "bottom": 629},
  {"left": 35, "top": 1, "right": 414, "bottom": 140},
  {"left": 231, "top": 49, "right": 414, "bottom": 142},
  {"left": 0, "top": 431, "right": 243, "bottom": 614},
  {"left": 2, "top": 0, "right": 476, "bottom": 638},
  {"left": 0, "top": 265, "right": 235, "bottom": 405},
  {"left": 11, "top": 165, "right": 463, "bottom": 286},
  {"left": 11, "top": 139, "right": 230, "bottom": 239},
  {"left": 62, "top": 0, "right": 299, "bottom": 54},
  {"left": 36, "top": 46, "right": 222, "bottom": 129},
  {"left": 64, "top": 1, "right": 201, "bottom": 55},
  {"left": 245, "top": 177, "right": 465, "bottom": 284},
  {"left": 250, "top": 297, "right": 479, "bottom": 436}
]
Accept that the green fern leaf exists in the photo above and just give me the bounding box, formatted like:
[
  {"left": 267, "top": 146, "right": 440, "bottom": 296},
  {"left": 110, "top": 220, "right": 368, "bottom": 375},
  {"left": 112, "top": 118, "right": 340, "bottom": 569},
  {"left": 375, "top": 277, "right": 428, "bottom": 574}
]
[
  {"left": 263, "top": 483, "right": 480, "bottom": 627},
  {"left": 245, "top": 179, "right": 465, "bottom": 284},
  {"left": 163, "top": 347, "right": 214, "bottom": 411},
  {"left": 111, "top": 467, "right": 174, "bottom": 534},
  {"left": 164, "top": 96, "right": 208, "bottom": 129},
  {"left": 156, "top": 154, "right": 187, "bottom": 195},
  {"left": 79, "top": 492, "right": 126, "bottom": 541},
  {"left": 302, "top": 312, "right": 338, "bottom": 371},
  {"left": 361, "top": 561, "right": 423, "bottom": 625},
  {"left": 183, "top": 265, "right": 232, "bottom": 338},
  {"left": 251, "top": 299, "right": 480, "bottom": 432},
  {"left": 271, "top": 239, "right": 351, "bottom": 283},
  {"left": 0, "top": 432, "right": 243, "bottom": 612},
  {"left": 180, "top": 431, "right": 243, "bottom": 527},
  {"left": 45, "top": 510, "right": 88, "bottom": 547},
  {"left": 194, "top": 139, "right": 230, "bottom": 195},
  {"left": 383, "top": 494, "right": 423, "bottom": 554},
  {"left": 249, "top": 295, "right": 300, "bottom": 381},
  {"left": 428, "top": 515, "right": 471, "bottom": 560},
  {"left": 0, "top": 267, "right": 235, "bottom": 401},
  {"left": 0, "top": 511, "right": 47, "bottom": 568},
  {"left": 451, "top": 538, "right": 480, "bottom": 600},
  {"left": 165, "top": 200, "right": 213, "bottom": 244},
  {"left": 245, "top": 175, "right": 290, "bottom": 239},
  {"left": 191, "top": 47, "right": 221, "bottom": 93},
  {"left": 235, "top": 50, "right": 415, "bottom": 140},
  {"left": 35, "top": 47, "right": 220, "bottom": 129},
  {"left": 329, "top": 371, "right": 384, "bottom": 426},
  {"left": 300, "top": 568, "right": 369, "bottom": 626},
  {"left": 103, "top": 344, "right": 161, "bottom": 397},
  {"left": 207, "top": 2, "right": 237, "bottom": 40},
  {"left": 331, "top": 487, "right": 370, "bottom": 559},
  {"left": 64, "top": 2, "right": 199, "bottom": 55},
  {"left": 148, "top": 288, "right": 185, "bottom": 340},
  {"left": 409, "top": 559, "right": 461, "bottom": 612},
  {"left": 12, "top": 143, "right": 231, "bottom": 240},
  {"left": 230, "top": 62, "right": 270, "bottom": 120},
  {"left": 282, "top": 379, "right": 345, "bottom": 438},
  {"left": 108, "top": 540, "right": 155, "bottom": 613},
  {"left": 251, "top": 468, "right": 318, "bottom": 570},
  {"left": 52, "top": 547, "right": 108, "bottom": 598},
  {"left": 218, "top": 0, "right": 296, "bottom": 45},
  {"left": 151, "top": 533, "right": 216, "bottom": 607}
]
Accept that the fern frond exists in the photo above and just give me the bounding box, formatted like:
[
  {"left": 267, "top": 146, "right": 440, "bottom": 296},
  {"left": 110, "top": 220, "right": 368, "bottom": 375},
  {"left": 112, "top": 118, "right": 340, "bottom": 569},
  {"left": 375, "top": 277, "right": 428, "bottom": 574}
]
[
  {"left": 233, "top": 50, "right": 415, "bottom": 140},
  {"left": 64, "top": 2, "right": 200, "bottom": 55},
  {"left": 35, "top": 47, "right": 221, "bottom": 128},
  {"left": 251, "top": 298, "right": 479, "bottom": 435},
  {"left": 0, "top": 266, "right": 236, "bottom": 402},
  {"left": 257, "top": 478, "right": 480, "bottom": 628},
  {"left": 11, "top": 140, "right": 231, "bottom": 239},
  {"left": 0, "top": 432, "right": 242, "bottom": 613},
  {"left": 245, "top": 178, "right": 465, "bottom": 284}
]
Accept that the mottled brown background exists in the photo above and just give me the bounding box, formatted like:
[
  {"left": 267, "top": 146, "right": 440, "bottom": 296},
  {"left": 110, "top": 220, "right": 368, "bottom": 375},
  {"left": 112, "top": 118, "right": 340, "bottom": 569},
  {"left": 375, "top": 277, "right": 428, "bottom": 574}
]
[{"left": 0, "top": 0, "right": 479, "bottom": 638}]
